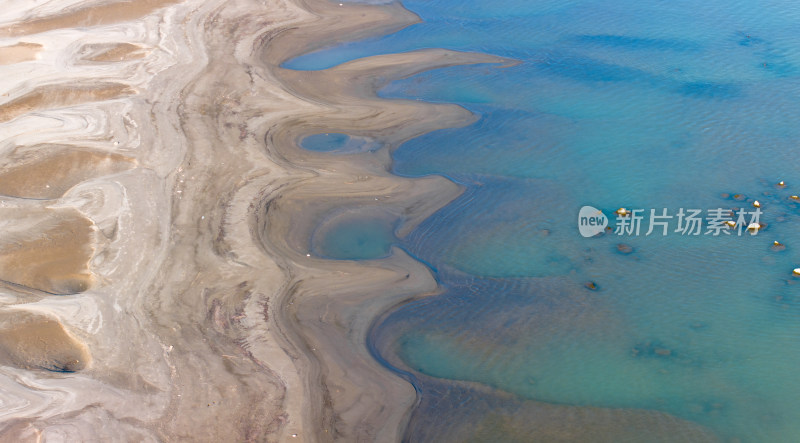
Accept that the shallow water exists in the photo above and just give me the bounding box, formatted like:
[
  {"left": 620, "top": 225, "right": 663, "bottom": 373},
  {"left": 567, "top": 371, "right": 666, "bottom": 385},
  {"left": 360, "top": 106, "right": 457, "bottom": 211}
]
[
  {"left": 291, "top": 0, "right": 800, "bottom": 441},
  {"left": 311, "top": 210, "right": 397, "bottom": 260},
  {"left": 299, "top": 132, "right": 381, "bottom": 153}
]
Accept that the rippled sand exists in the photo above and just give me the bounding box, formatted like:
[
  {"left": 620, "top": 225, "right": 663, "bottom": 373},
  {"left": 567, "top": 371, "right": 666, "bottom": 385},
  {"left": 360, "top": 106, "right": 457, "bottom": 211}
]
[{"left": 0, "top": 0, "right": 723, "bottom": 441}]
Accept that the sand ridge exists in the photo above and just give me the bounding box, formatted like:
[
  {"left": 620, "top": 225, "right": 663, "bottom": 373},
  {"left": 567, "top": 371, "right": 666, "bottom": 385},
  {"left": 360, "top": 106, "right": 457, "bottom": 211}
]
[
  {"left": 80, "top": 42, "right": 149, "bottom": 62},
  {"left": 0, "top": 82, "right": 135, "bottom": 123}
]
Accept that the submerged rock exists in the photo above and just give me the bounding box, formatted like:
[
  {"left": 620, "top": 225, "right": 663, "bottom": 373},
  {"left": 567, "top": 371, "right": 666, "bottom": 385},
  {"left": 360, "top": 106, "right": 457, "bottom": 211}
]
[
  {"left": 690, "top": 321, "right": 707, "bottom": 330},
  {"left": 632, "top": 341, "right": 676, "bottom": 360},
  {"left": 770, "top": 241, "right": 786, "bottom": 252},
  {"left": 616, "top": 243, "right": 633, "bottom": 254},
  {"left": 654, "top": 347, "right": 672, "bottom": 357}
]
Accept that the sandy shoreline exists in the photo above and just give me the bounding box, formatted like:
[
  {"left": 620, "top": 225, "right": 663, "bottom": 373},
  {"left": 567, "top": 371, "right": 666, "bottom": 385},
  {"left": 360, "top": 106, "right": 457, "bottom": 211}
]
[{"left": 0, "top": 0, "right": 509, "bottom": 440}]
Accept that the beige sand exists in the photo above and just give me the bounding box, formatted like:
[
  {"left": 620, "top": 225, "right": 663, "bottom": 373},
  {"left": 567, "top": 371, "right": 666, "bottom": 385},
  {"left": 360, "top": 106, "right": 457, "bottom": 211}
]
[
  {"left": 0, "top": 207, "right": 96, "bottom": 294},
  {"left": 0, "top": 312, "right": 91, "bottom": 372},
  {"left": 0, "top": 42, "right": 42, "bottom": 64},
  {"left": 0, "top": 0, "right": 183, "bottom": 37},
  {"left": 80, "top": 42, "right": 149, "bottom": 62},
  {"left": 0, "top": 83, "right": 135, "bottom": 123},
  {"left": 0, "top": 146, "right": 135, "bottom": 199}
]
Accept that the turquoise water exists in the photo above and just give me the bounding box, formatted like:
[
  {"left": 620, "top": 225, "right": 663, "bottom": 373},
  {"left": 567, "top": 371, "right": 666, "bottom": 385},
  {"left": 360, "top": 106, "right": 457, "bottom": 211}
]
[
  {"left": 311, "top": 213, "right": 396, "bottom": 260},
  {"left": 291, "top": 0, "right": 800, "bottom": 440},
  {"left": 299, "top": 133, "right": 381, "bottom": 153}
]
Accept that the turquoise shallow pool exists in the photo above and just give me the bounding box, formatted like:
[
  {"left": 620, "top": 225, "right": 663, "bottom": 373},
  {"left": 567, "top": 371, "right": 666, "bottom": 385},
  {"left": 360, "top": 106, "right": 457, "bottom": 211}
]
[
  {"left": 290, "top": 0, "right": 800, "bottom": 440},
  {"left": 299, "top": 133, "right": 381, "bottom": 153},
  {"left": 311, "top": 214, "right": 396, "bottom": 260}
]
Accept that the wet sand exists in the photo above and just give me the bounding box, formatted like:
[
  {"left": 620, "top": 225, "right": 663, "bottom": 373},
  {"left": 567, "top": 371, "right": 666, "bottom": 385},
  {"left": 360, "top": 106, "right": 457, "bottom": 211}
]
[{"left": 0, "top": 0, "right": 722, "bottom": 441}]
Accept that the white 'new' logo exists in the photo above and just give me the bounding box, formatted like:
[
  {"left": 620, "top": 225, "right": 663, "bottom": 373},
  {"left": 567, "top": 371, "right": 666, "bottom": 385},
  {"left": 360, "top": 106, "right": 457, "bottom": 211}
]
[{"left": 578, "top": 206, "right": 607, "bottom": 237}]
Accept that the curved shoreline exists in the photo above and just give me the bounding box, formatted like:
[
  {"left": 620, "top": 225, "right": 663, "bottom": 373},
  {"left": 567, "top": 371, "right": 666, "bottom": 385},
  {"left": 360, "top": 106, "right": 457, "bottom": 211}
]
[
  {"left": 257, "top": 2, "right": 515, "bottom": 440},
  {"left": 0, "top": 0, "right": 511, "bottom": 439}
]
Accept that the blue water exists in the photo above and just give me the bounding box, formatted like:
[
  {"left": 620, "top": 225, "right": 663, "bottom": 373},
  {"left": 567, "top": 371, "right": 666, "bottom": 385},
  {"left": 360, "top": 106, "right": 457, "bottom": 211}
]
[{"left": 289, "top": 0, "right": 800, "bottom": 440}]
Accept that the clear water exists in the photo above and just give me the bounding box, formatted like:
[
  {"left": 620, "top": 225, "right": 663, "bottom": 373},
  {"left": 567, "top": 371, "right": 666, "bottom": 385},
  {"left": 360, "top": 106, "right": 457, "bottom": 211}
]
[
  {"left": 289, "top": 0, "right": 800, "bottom": 441},
  {"left": 299, "top": 132, "right": 381, "bottom": 153},
  {"left": 311, "top": 215, "right": 396, "bottom": 260}
]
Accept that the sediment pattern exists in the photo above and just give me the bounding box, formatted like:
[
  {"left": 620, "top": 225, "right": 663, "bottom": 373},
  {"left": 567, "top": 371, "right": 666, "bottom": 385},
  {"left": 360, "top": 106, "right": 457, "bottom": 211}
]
[
  {"left": 0, "top": 0, "right": 725, "bottom": 441},
  {"left": 0, "top": 0, "right": 496, "bottom": 440},
  {"left": 0, "top": 0, "right": 300, "bottom": 439}
]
